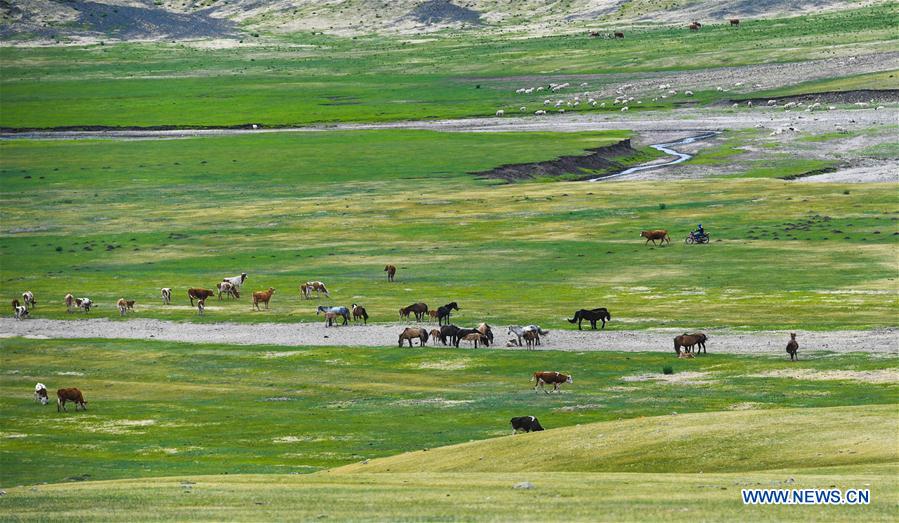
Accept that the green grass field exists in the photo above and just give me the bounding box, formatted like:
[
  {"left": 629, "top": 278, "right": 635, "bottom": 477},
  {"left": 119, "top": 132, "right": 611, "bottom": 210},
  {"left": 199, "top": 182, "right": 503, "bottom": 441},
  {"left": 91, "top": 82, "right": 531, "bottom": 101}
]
[
  {"left": 1, "top": 130, "right": 896, "bottom": 330},
  {"left": 1, "top": 337, "right": 896, "bottom": 488},
  {"left": 1, "top": 4, "right": 896, "bottom": 129}
]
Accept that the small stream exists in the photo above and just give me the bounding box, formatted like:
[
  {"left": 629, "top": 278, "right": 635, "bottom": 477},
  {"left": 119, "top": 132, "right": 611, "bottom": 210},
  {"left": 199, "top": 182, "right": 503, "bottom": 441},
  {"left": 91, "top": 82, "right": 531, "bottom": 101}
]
[{"left": 589, "top": 131, "right": 720, "bottom": 182}]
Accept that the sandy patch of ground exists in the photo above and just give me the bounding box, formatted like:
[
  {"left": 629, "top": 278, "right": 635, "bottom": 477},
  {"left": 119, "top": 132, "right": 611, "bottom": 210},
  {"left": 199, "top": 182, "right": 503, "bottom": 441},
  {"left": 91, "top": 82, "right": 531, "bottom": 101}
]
[
  {"left": 392, "top": 398, "right": 474, "bottom": 407},
  {"left": 416, "top": 360, "right": 471, "bottom": 370},
  {"left": 621, "top": 371, "right": 713, "bottom": 385},
  {"left": 1, "top": 318, "right": 896, "bottom": 355},
  {"left": 728, "top": 402, "right": 770, "bottom": 411},
  {"left": 747, "top": 368, "right": 899, "bottom": 384}
]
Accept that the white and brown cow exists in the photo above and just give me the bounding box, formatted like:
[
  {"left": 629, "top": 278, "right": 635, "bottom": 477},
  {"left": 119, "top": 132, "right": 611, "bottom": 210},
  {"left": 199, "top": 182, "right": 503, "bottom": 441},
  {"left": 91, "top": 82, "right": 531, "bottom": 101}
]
[
  {"left": 34, "top": 383, "right": 49, "bottom": 405},
  {"left": 532, "top": 371, "right": 572, "bottom": 394},
  {"left": 22, "top": 291, "right": 36, "bottom": 310}
]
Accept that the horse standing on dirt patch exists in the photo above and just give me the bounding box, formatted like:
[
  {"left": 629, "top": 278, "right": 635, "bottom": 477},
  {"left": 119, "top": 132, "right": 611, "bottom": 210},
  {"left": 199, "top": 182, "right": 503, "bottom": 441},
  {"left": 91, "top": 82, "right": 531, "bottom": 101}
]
[
  {"left": 674, "top": 333, "right": 708, "bottom": 355},
  {"left": 786, "top": 333, "right": 799, "bottom": 361},
  {"left": 568, "top": 308, "right": 611, "bottom": 330},
  {"left": 351, "top": 304, "right": 369, "bottom": 324},
  {"left": 317, "top": 305, "right": 350, "bottom": 325},
  {"left": 384, "top": 265, "right": 397, "bottom": 282},
  {"left": 398, "top": 327, "right": 429, "bottom": 347},
  {"left": 436, "top": 302, "right": 460, "bottom": 326}
]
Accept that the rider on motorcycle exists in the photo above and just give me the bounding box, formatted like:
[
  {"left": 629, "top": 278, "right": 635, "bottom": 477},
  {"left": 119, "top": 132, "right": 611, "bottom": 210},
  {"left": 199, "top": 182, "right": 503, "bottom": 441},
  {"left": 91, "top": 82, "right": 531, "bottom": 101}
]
[{"left": 694, "top": 223, "right": 706, "bottom": 240}]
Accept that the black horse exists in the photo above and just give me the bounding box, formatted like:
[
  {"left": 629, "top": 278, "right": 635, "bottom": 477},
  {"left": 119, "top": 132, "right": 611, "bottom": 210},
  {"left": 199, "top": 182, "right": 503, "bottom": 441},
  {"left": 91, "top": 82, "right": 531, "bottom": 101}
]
[
  {"left": 452, "top": 327, "right": 482, "bottom": 348},
  {"left": 437, "top": 302, "right": 460, "bottom": 326},
  {"left": 439, "top": 324, "right": 461, "bottom": 346},
  {"left": 567, "top": 308, "right": 611, "bottom": 330}
]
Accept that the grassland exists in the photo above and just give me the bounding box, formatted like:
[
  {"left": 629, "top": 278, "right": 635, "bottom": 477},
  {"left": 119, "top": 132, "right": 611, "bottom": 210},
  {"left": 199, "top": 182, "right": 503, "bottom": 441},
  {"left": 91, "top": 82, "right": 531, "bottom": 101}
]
[
  {"left": 2, "top": 130, "right": 896, "bottom": 330},
  {"left": 1, "top": 4, "right": 897, "bottom": 129},
  {"left": 0, "top": 337, "right": 896, "bottom": 488}
]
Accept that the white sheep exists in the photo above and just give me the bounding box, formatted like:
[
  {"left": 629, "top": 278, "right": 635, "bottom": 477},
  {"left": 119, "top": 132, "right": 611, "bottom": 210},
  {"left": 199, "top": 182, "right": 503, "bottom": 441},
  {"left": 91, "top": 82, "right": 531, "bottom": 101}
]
[
  {"left": 544, "top": 99, "right": 551, "bottom": 105},
  {"left": 767, "top": 99, "right": 777, "bottom": 105},
  {"left": 621, "top": 106, "right": 629, "bottom": 112},
  {"left": 534, "top": 110, "right": 546, "bottom": 115},
  {"left": 684, "top": 90, "right": 693, "bottom": 96},
  {"left": 520, "top": 106, "right": 527, "bottom": 112},
  {"left": 495, "top": 110, "right": 504, "bottom": 117}
]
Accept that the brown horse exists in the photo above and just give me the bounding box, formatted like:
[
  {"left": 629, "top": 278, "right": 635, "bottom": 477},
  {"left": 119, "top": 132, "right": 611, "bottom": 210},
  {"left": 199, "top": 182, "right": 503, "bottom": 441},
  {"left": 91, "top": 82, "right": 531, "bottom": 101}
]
[
  {"left": 384, "top": 265, "right": 397, "bottom": 282},
  {"left": 400, "top": 302, "right": 428, "bottom": 321},
  {"left": 729, "top": 18, "right": 740, "bottom": 26},
  {"left": 689, "top": 22, "right": 701, "bottom": 31},
  {"left": 786, "top": 333, "right": 799, "bottom": 361},
  {"left": 399, "top": 327, "right": 429, "bottom": 347},
  {"left": 614, "top": 31, "right": 624, "bottom": 38},
  {"left": 300, "top": 281, "right": 329, "bottom": 299},
  {"left": 351, "top": 303, "right": 369, "bottom": 324}
]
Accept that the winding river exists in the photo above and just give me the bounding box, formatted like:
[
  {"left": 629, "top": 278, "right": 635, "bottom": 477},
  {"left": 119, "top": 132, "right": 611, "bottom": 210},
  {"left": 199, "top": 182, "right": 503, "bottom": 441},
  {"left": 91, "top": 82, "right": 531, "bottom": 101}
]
[{"left": 588, "top": 131, "right": 720, "bottom": 182}]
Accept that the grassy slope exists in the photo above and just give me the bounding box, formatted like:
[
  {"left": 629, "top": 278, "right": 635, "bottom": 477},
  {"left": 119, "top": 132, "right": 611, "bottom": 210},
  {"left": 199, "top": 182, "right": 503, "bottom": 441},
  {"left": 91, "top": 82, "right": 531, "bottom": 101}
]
[
  {"left": 2, "top": 131, "right": 897, "bottom": 330},
  {"left": 1, "top": 5, "right": 897, "bottom": 128},
  {"left": 331, "top": 405, "right": 898, "bottom": 474},
  {"left": 1, "top": 337, "right": 896, "bottom": 487}
]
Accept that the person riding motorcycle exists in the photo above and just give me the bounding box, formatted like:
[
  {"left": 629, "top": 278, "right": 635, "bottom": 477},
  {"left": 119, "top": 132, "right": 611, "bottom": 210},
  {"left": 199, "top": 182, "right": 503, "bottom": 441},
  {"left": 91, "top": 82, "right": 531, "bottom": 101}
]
[{"left": 694, "top": 223, "right": 707, "bottom": 240}]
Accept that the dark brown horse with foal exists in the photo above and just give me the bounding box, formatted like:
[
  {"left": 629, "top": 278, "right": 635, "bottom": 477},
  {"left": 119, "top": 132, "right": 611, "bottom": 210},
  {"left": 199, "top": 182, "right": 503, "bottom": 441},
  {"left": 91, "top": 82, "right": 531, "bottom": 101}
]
[{"left": 400, "top": 302, "right": 428, "bottom": 321}]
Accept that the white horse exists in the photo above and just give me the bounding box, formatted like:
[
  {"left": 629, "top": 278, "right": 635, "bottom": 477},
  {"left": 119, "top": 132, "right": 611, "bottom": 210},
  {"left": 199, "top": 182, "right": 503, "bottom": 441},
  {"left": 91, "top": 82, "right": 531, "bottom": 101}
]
[{"left": 508, "top": 325, "right": 550, "bottom": 346}]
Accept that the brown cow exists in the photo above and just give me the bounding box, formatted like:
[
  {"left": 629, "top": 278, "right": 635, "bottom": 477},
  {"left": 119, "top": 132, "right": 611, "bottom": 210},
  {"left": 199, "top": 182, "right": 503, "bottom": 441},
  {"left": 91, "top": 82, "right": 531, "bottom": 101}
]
[
  {"left": 188, "top": 288, "right": 215, "bottom": 306},
  {"left": 614, "top": 31, "right": 624, "bottom": 38},
  {"left": 384, "top": 264, "right": 397, "bottom": 282},
  {"left": 786, "top": 333, "right": 799, "bottom": 361},
  {"left": 116, "top": 298, "right": 128, "bottom": 316},
  {"left": 674, "top": 333, "right": 708, "bottom": 355},
  {"left": 399, "top": 327, "right": 429, "bottom": 347},
  {"left": 532, "top": 371, "right": 573, "bottom": 394},
  {"left": 57, "top": 388, "right": 87, "bottom": 412},
  {"left": 729, "top": 18, "right": 740, "bottom": 26},
  {"left": 641, "top": 230, "right": 670, "bottom": 246},
  {"left": 253, "top": 288, "right": 275, "bottom": 310},
  {"left": 689, "top": 22, "right": 701, "bottom": 31}
]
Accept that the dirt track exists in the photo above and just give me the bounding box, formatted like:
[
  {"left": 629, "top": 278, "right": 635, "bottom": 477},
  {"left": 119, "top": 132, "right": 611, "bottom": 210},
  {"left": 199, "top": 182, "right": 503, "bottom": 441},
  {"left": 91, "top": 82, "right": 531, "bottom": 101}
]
[{"left": 1, "top": 318, "right": 896, "bottom": 355}]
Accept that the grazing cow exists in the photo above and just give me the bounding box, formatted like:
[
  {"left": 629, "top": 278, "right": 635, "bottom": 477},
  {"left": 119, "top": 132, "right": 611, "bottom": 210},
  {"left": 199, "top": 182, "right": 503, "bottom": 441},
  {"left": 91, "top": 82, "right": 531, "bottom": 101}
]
[
  {"left": 729, "top": 18, "right": 740, "bottom": 26},
  {"left": 689, "top": 21, "right": 701, "bottom": 31},
  {"left": 65, "top": 293, "right": 75, "bottom": 313},
  {"left": 34, "top": 383, "right": 49, "bottom": 405},
  {"left": 161, "top": 288, "right": 172, "bottom": 305},
  {"left": 476, "top": 323, "right": 494, "bottom": 346},
  {"left": 567, "top": 308, "right": 611, "bottom": 330},
  {"left": 217, "top": 281, "right": 240, "bottom": 300},
  {"left": 460, "top": 332, "right": 486, "bottom": 348},
  {"left": 73, "top": 297, "right": 92, "bottom": 313},
  {"left": 523, "top": 330, "right": 539, "bottom": 350},
  {"left": 674, "top": 333, "right": 708, "bottom": 355},
  {"left": 511, "top": 416, "right": 544, "bottom": 433},
  {"left": 223, "top": 273, "right": 248, "bottom": 291},
  {"left": 384, "top": 265, "right": 397, "bottom": 282},
  {"left": 317, "top": 305, "right": 350, "bottom": 325},
  {"left": 300, "top": 281, "right": 330, "bottom": 299},
  {"left": 22, "top": 291, "right": 35, "bottom": 310},
  {"left": 188, "top": 288, "right": 215, "bottom": 306},
  {"left": 400, "top": 302, "right": 429, "bottom": 322},
  {"left": 116, "top": 298, "right": 128, "bottom": 316},
  {"left": 197, "top": 298, "right": 206, "bottom": 315},
  {"left": 641, "top": 229, "right": 671, "bottom": 246},
  {"left": 398, "top": 327, "right": 429, "bottom": 347},
  {"left": 125, "top": 300, "right": 135, "bottom": 311},
  {"left": 786, "top": 333, "right": 799, "bottom": 361},
  {"left": 57, "top": 388, "right": 87, "bottom": 412},
  {"left": 12, "top": 299, "right": 28, "bottom": 320},
  {"left": 252, "top": 288, "right": 275, "bottom": 310},
  {"left": 351, "top": 303, "right": 369, "bottom": 324},
  {"left": 614, "top": 31, "right": 624, "bottom": 38},
  {"left": 532, "top": 371, "right": 573, "bottom": 394},
  {"left": 436, "top": 302, "right": 460, "bottom": 326}
]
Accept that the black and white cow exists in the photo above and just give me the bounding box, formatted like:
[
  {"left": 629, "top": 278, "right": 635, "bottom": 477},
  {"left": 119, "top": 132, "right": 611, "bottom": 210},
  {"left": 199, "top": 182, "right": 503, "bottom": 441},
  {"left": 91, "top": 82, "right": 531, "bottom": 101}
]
[
  {"left": 161, "top": 288, "right": 172, "bottom": 305},
  {"left": 12, "top": 299, "right": 28, "bottom": 320},
  {"left": 510, "top": 416, "right": 544, "bottom": 433},
  {"left": 35, "top": 383, "right": 49, "bottom": 405},
  {"left": 22, "top": 291, "right": 36, "bottom": 310}
]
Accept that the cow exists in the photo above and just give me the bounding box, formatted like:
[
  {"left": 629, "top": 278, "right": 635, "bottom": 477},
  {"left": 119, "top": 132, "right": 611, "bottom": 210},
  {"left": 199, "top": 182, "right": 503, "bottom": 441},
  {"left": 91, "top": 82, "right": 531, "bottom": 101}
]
[
  {"left": 57, "top": 388, "right": 87, "bottom": 412},
  {"left": 161, "top": 288, "right": 172, "bottom": 305},
  {"left": 252, "top": 288, "right": 275, "bottom": 310},
  {"left": 674, "top": 333, "right": 708, "bottom": 355},
  {"left": 65, "top": 293, "right": 75, "bottom": 312},
  {"left": 188, "top": 288, "right": 215, "bottom": 306},
  {"left": 197, "top": 298, "right": 206, "bottom": 315},
  {"left": 223, "top": 273, "right": 248, "bottom": 291},
  {"left": 532, "top": 371, "right": 573, "bottom": 394},
  {"left": 614, "top": 31, "right": 624, "bottom": 38},
  {"left": 511, "top": 416, "right": 544, "bottom": 433},
  {"left": 217, "top": 281, "right": 239, "bottom": 300},
  {"left": 12, "top": 299, "right": 28, "bottom": 320},
  {"left": 729, "top": 18, "right": 740, "bottom": 26},
  {"left": 786, "top": 333, "right": 799, "bottom": 361},
  {"left": 640, "top": 229, "right": 670, "bottom": 246},
  {"left": 398, "top": 327, "right": 429, "bottom": 347},
  {"left": 116, "top": 298, "right": 128, "bottom": 316},
  {"left": 22, "top": 291, "right": 35, "bottom": 310},
  {"left": 35, "top": 383, "right": 49, "bottom": 405},
  {"left": 567, "top": 308, "right": 611, "bottom": 330},
  {"left": 73, "top": 297, "right": 92, "bottom": 313},
  {"left": 384, "top": 264, "right": 397, "bottom": 282}
]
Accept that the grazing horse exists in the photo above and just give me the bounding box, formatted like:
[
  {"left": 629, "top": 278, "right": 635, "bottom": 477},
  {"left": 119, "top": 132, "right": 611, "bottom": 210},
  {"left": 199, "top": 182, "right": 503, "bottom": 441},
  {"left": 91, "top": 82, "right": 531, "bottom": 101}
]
[
  {"left": 384, "top": 265, "right": 397, "bottom": 282},
  {"left": 317, "top": 305, "right": 350, "bottom": 325},
  {"left": 508, "top": 325, "right": 550, "bottom": 346},
  {"left": 398, "top": 327, "right": 429, "bottom": 347},
  {"left": 300, "top": 281, "right": 330, "bottom": 299},
  {"left": 400, "top": 302, "right": 429, "bottom": 321},
  {"left": 351, "top": 303, "right": 369, "bottom": 324},
  {"left": 57, "top": 388, "right": 87, "bottom": 412},
  {"left": 567, "top": 308, "right": 611, "bottom": 330},
  {"left": 674, "top": 333, "right": 708, "bottom": 355},
  {"left": 641, "top": 230, "right": 670, "bottom": 246},
  {"left": 786, "top": 333, "right": 799, "bottom": 361},
  {"left": 729, "top": 18, "right": 740, "bottom": 26},
  {"left": 436, "top": 302, "right": 460, "bottom": 326}
]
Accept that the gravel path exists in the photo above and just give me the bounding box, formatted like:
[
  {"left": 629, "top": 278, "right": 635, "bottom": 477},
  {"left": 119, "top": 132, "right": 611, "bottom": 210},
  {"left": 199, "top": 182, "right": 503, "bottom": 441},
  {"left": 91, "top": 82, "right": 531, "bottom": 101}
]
[{"left": 1, "top": 318, "right": 896, "bottom": 355}]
